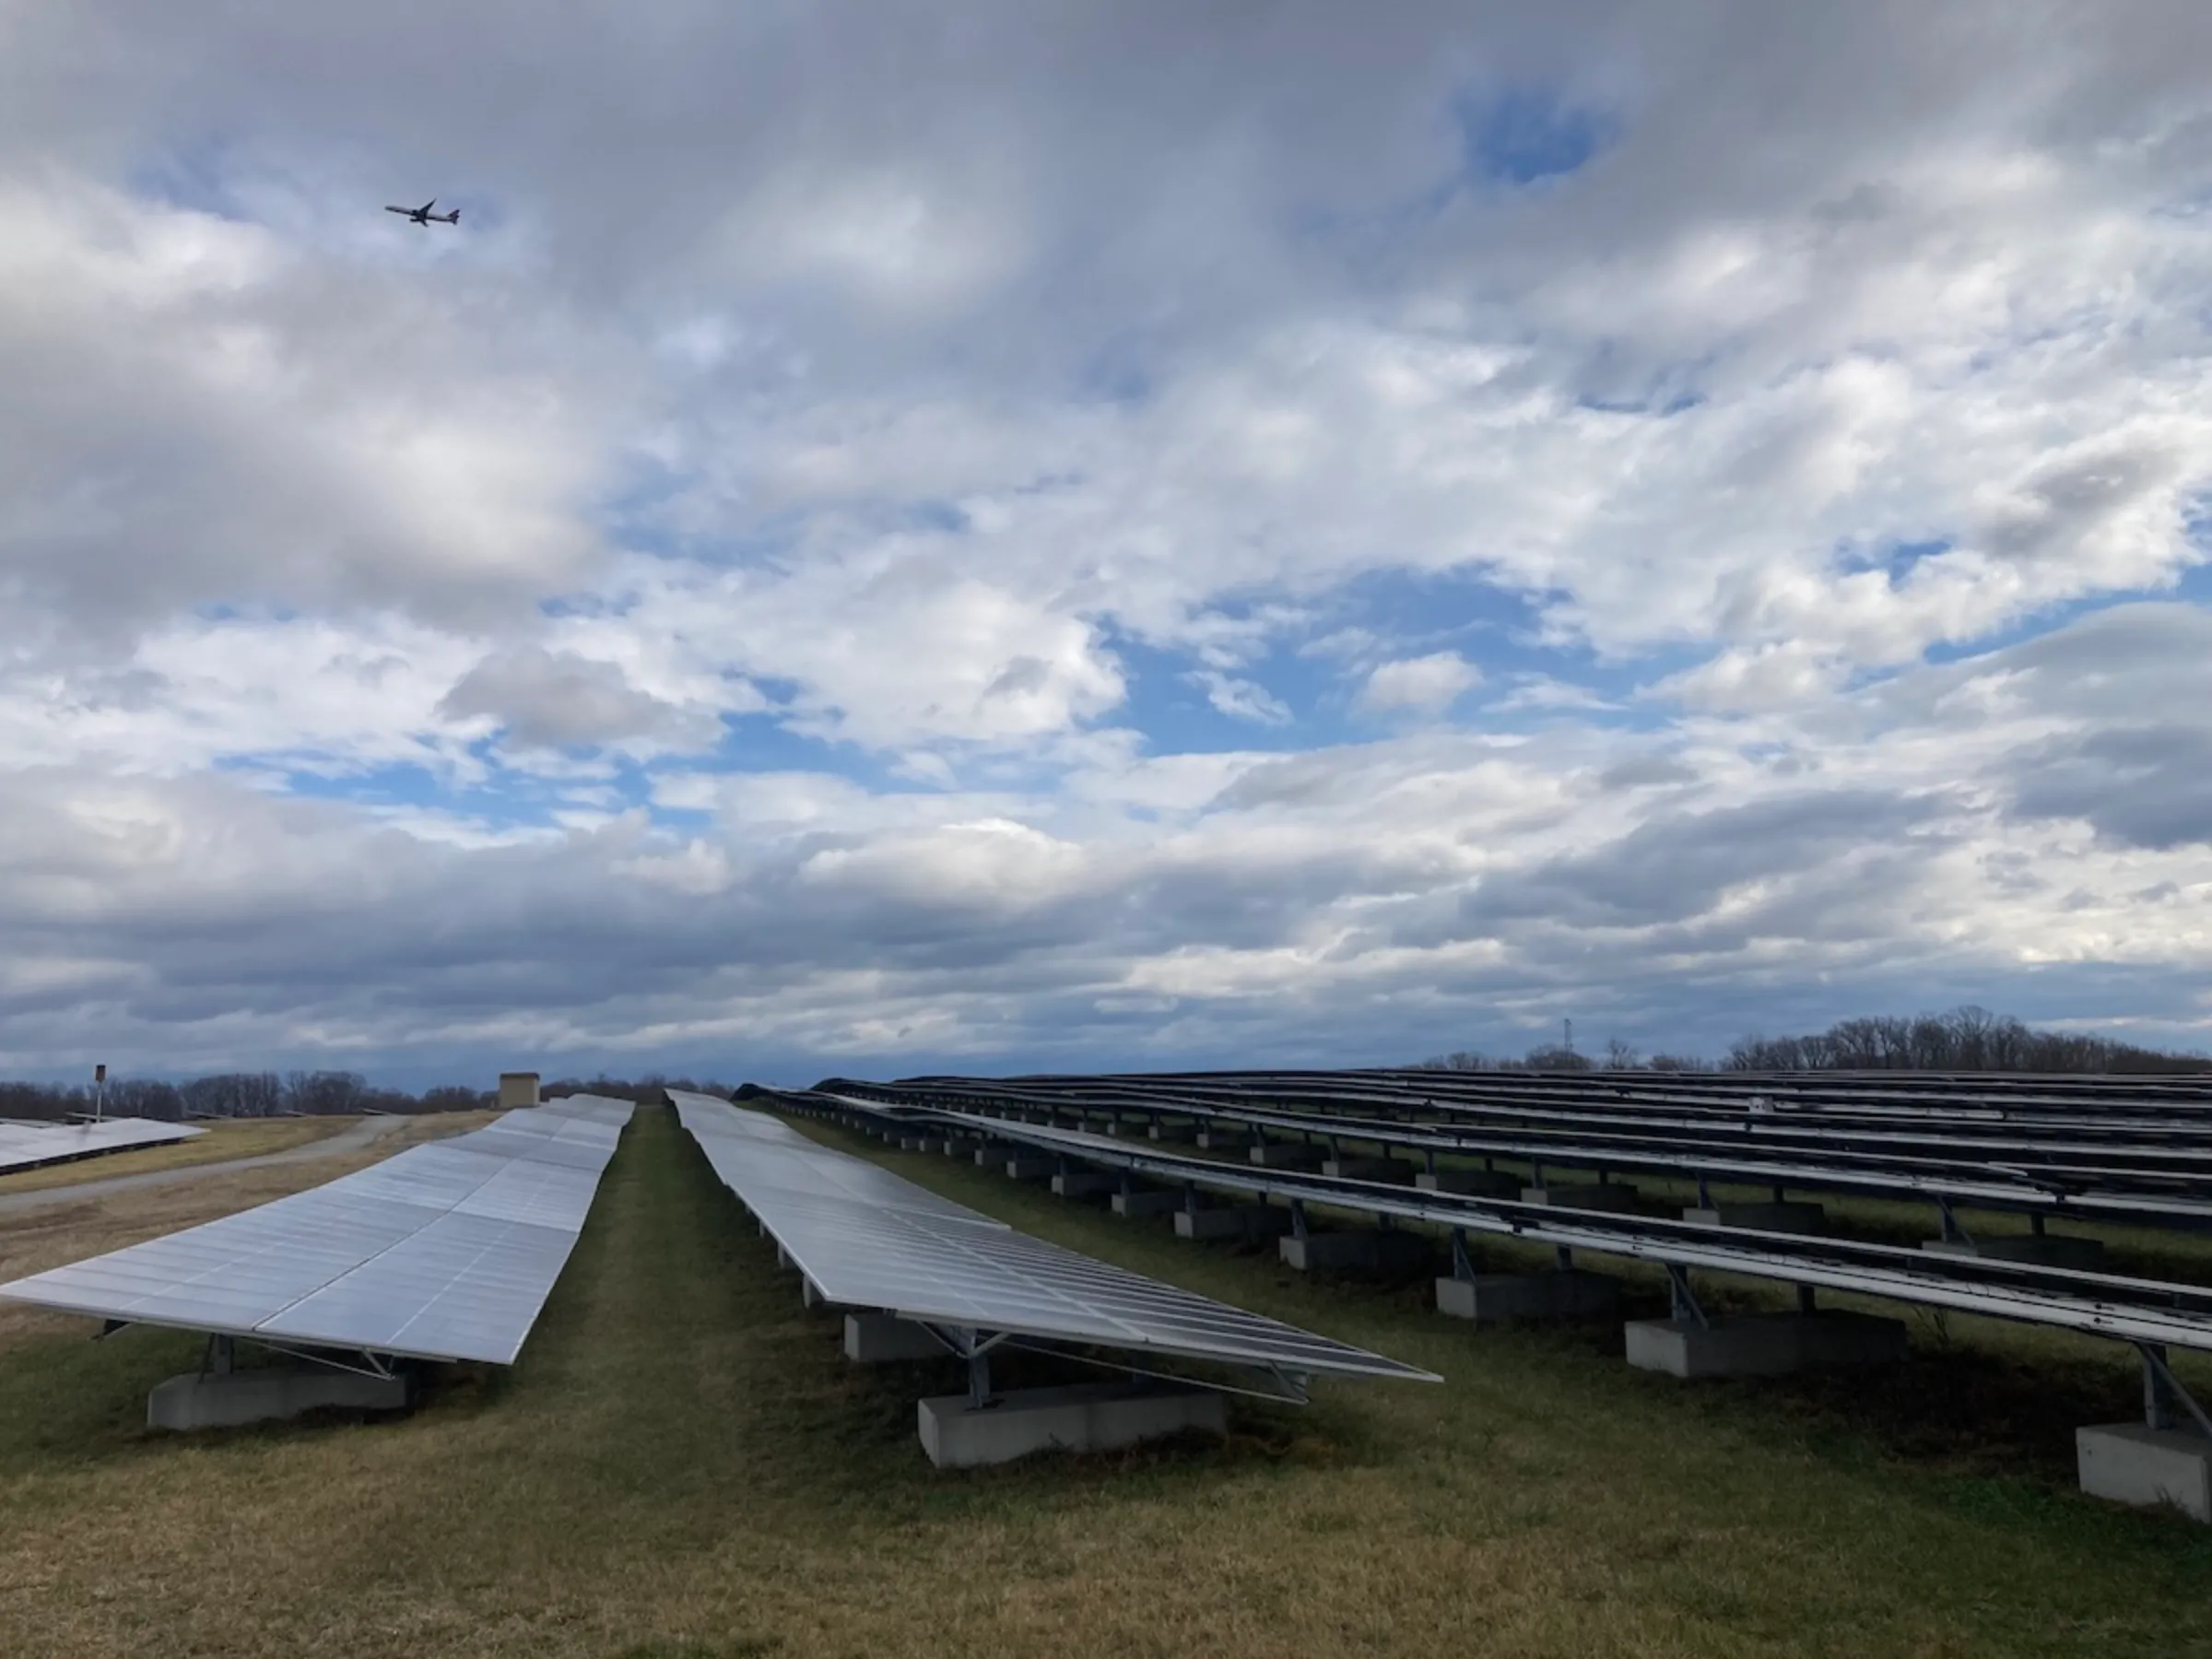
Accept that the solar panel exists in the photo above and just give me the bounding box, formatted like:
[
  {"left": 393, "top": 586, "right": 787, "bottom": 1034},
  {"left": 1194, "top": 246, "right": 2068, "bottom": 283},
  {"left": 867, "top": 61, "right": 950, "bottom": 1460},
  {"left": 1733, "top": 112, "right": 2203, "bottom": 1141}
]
[
  {"left": 0, "top": 1094, "right": 635, "bottom": 1365},
  {"left": 0, "top": 1117, "right": 203, "bottom": 1176},
  {"left": 675, "top": 1095, "right": 1436, "bottom": 1386}
]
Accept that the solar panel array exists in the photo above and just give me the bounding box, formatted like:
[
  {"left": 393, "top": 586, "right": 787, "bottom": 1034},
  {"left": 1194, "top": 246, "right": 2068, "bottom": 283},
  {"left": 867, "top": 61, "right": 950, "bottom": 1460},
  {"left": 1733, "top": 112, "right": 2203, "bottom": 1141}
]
[
  {"left": 671, "top": 1090, "right": 1436, "bottom": 1387},
  {"left": 0, "top": 1094, "right": 635, "bottom": 1365},
  {"left": 823, "top": 1070, "right": 2212, "bottom": 1226},
  {"left": 0, "top": 1116, "right": 203, "bottom": 1177},
  {"left": 772, "top": 1080, "right": 2212, "bottom": 1356}
]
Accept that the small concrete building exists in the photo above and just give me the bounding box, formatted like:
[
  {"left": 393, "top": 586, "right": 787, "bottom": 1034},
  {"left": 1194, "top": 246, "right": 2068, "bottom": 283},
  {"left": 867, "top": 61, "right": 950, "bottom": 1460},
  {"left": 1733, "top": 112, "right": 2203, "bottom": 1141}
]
[{"left": 498, "top": 1071, "right": 542, "bottom": 1108}]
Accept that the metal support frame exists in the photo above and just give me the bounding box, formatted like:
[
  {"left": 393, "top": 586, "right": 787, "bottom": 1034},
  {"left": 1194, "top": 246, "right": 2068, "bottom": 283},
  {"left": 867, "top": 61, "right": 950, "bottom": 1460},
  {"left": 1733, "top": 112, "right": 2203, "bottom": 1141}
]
[
  {"left": 1666, "top": 1265, "right": 1709, "bottom": 1327},
  {"left": 1696, "top": 1173, "right": 1712, "bottom": 1209},
  {"left": 2138, "top": 1343, "right": 2212, "bottom": 1439},
  {"left": 1288, "top": 1198, "right": 1309, "bottom": 1241},
  {"left": 1450, "top": 1229, "right": 1475, "bottom": 1283},
  {"left": 1936, "top": 1197, "right": 1972, "bottom": 1245}
]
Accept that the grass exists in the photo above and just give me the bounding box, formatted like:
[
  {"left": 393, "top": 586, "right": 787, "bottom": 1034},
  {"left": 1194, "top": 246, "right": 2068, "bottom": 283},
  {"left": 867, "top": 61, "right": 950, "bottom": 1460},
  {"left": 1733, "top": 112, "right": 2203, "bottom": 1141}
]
[
  {"left": 0, "top": 1116, "right": 357, "bottom": 1194},
  {"left": 1, "top": 1104, "right": 2209, "bottom": 1657}
]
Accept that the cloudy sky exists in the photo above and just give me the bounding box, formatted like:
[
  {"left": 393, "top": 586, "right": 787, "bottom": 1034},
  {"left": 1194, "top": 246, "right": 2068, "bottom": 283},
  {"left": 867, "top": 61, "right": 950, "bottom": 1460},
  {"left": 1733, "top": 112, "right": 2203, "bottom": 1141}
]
[{"left": 5, "top": 2, "right": 2210, "bottom": 1088}]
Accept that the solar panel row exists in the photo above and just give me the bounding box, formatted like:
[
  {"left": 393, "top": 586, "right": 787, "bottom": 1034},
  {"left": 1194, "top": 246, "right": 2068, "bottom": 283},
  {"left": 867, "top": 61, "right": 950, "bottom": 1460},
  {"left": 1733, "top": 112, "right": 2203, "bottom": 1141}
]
[
  {"left": 671, "top": 1089, "right": 1436, "bottom": 1388},
  {"left": 776, "top": 1087, "right": 2212, "bottom": 1355},
  {"left": 0, "top": 1094, "right": 635, "bottom": 1365},
  {"left": 0, "top": 1116, "right": 203, "bottom": 1177},
  {"left": 820, "top": 1071, "right": 2212, "bottom": 1226}
]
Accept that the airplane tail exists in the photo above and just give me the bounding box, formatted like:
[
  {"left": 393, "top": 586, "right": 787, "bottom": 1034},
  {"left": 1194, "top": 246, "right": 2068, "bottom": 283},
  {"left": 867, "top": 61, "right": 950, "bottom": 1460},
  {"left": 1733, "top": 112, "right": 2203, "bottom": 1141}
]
[{"left": 449, "top": 207, "right": 462, "bottom": 223}]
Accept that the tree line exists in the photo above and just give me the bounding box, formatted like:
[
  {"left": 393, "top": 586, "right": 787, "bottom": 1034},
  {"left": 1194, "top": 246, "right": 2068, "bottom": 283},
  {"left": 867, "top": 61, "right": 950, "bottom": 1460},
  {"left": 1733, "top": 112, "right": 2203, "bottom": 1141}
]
[
  {"left": 1419, "top": 1006, "right": 2207, "bottom": 1075},
  {"left": 0, "top": 1071, "right": 496, "bottom": 1124},
  {"left": 0, "top": 1068, "right": 735, "bottom": 1124}
]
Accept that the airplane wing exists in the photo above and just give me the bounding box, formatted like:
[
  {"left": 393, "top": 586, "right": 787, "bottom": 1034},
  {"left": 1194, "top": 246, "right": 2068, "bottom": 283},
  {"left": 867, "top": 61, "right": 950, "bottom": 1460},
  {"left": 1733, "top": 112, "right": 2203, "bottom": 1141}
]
[
  {"left": 383, "top": 205, "right": 412, "bottom": 215},
  {"left": 418, "top": 198, "right": 436, "bottom": 215}
]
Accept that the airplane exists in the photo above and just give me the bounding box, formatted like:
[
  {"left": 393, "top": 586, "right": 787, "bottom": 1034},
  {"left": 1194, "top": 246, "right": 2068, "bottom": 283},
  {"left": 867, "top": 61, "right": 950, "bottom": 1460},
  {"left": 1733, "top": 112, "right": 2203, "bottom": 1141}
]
[{"left": 384, "top": 198, "right": 461, "bottom": 227}]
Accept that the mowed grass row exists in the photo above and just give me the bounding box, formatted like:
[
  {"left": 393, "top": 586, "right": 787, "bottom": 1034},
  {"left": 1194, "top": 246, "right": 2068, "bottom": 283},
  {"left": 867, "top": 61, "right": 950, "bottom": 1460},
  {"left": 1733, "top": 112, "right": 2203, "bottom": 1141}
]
[{"left": 0, "top": 1105, "right": 2206, "bottom": 1658}]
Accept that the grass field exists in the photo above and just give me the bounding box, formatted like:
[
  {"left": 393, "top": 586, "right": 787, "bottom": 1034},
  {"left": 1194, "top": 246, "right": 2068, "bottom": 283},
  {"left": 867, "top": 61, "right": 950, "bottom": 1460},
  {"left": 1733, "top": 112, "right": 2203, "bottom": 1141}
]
[
  {"left": 1, "top": 1103, "right": 2208, "bottom": 1658},
  {"left": 0, "top": 1115, "right": 357, "bottom": 1195}
]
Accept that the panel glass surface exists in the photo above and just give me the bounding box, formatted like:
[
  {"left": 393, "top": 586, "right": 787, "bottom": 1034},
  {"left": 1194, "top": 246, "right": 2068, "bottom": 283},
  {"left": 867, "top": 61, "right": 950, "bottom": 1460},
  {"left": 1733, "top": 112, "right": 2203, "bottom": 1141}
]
[
  {"left": 676, "top": 1096, "right": 1435, "bottom": 1383},
  {"left": 0, "top": 1094, "right": 636, "bottom": 1364},
  {"left": 0, "top": 1117, "right": 203, "bottom": 1176}
]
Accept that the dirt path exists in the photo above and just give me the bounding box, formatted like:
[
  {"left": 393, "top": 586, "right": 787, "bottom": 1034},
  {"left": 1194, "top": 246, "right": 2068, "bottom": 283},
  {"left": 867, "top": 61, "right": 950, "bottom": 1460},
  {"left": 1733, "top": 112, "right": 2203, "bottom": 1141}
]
[{"left": 0, "top": 1117, "right": 414, "bottom": 1218}]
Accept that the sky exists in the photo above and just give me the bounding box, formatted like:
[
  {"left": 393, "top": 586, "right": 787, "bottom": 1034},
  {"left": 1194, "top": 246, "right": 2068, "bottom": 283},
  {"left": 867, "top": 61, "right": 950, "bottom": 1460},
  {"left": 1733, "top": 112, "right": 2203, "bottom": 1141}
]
[{"left": 4, "top": 2, "right": 2211, "bottom": 1088}]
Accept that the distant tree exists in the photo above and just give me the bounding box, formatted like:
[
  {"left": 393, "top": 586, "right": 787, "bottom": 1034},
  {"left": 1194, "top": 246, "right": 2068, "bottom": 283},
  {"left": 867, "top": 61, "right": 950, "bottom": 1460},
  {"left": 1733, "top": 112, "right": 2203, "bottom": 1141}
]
[
  {"left": 1727, "top": 1006, "right": 2207, "bottom": 1074},
  {"left": 1603, "top": 1038, "right": 1642, "bottom": 1070},
  {"left": 1522, "top": 1044, "right": 1592, "bottom": 1072},
  {"left": 1414, "top": 1051, "right": 1495, "bottom": 1072}
]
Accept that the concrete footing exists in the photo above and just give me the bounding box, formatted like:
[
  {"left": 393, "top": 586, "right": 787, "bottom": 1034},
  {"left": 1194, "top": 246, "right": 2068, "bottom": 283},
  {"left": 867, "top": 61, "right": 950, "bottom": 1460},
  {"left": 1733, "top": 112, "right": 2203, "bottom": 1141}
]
[
  {"left": 2077, "top": 1424, "right": 2212, "bottom": 1523},
  {"left": 1435, "top": 1268, "right": 1621, "bottom": 1324},
  {"left": 1248, "top": 1142, "right": 1325, "bottom": 1170},
  {"left": 1684, "top": 1201, "right": 1827, "bottom": 1235},
  {"left": 1194, "top": 1129, "right": 1251, "bottom": 1152},
  {"left": 1004, "top": 1156, "right": 1055, "bottom": 1181},
  {"left": 1625, "top": 1311, "right": 1908, "bottom": 1379},
  {"left": 1521, "top": 1182, "right": 1645, "bottom": 1213},
  {"left": 1279, "top": 1229, "right": 1432, "bottom": 1273},
  {"left": 1416, "top": 1169, "right": 1522, "bottom": 1197},
  {"left": 1111, "top": 1188, "right": 1184, "bottom": 1218},
  {"left": 1923, "top": 1235, "right": 2107, "bottom": 1271},
  {"left": 1173, "top": 1204, "right": 1292, "bottom": 1241},
  {"left": 918, "top": 1382, "right": 1228, "bottom": 1468},
  {"left": 1322, "top": 1158, "right": 1414, "bottom": 1183},
  {"left": 1051, "top": 1171, "right": 1118, "bottom": 1199},
  {"left": 1147, "top": 1124, "right": 1197, "bottom": 1143},
  {"left": 147, "top": 1366, "right": 412, "bottom": 1431},
  {"left": 844, "top": 1312, "right": 948, "bottom": 1364},
  {"left": 971, "top": 1146, "right": 1015, "bottom": 1168}
]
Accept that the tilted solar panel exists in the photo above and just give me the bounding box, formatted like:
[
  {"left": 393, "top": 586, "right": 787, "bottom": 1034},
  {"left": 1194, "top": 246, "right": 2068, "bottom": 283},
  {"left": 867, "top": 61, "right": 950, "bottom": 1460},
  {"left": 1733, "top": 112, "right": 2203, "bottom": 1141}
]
[
  {"left": 675, "top": 1095, "right": 1436, "bottom": 1385},
  {"left": 0, "top": 1094, "right": 636, "bottom": 1365},
  {"left": 0, "top": 1117, "right": 203, "bottom": 1176}
]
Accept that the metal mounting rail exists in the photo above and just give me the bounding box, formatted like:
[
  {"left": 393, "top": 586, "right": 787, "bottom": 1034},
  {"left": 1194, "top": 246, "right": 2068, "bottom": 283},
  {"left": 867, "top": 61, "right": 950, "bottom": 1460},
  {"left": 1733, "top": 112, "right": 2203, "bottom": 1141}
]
[
  {"left": 814, "top": 1077, "right": 2212, "bottom": 1227},
  {"left": 769, "top": 1089, "right": 2212, "bottom": 1356}
]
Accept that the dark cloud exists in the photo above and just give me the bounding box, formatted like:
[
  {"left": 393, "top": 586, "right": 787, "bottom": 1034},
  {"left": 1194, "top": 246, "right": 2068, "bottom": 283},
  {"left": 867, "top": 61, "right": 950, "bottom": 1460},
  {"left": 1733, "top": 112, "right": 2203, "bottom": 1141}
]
[{"left": 2005, "top": 725, "right": 2212, "bottom": 850}]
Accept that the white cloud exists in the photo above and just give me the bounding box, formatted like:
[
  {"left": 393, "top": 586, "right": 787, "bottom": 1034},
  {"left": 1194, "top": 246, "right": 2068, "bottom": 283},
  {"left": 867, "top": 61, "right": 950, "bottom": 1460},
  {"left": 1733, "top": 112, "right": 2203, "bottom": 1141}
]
[
  {"left": 4, "top": 4, "right": 2212, "bottom": 1077},
  {"left": 1359, "top": 652, "right": 1483, "bottom": 715}
]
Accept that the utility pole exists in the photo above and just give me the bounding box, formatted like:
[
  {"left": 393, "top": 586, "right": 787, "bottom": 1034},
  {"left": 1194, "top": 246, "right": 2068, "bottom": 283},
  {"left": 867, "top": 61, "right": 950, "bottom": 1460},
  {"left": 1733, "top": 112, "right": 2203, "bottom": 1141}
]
[
  {"left": 93, "top": 1063, "right": 106, "bottom": 1124},
  {"left": 1563, "top": 1018, "right": 1574, "bottom": 1057}
]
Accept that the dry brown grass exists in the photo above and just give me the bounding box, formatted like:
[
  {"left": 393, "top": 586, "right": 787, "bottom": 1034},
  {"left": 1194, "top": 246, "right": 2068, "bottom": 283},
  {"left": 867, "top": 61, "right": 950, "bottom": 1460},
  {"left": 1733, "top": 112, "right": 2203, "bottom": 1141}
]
[
  {"left": 0, "top": 1107, "right": 2206, "bottom": 1659},
  {"left": 0, "top": 1115, "right": 354, "bottom": 1194}
]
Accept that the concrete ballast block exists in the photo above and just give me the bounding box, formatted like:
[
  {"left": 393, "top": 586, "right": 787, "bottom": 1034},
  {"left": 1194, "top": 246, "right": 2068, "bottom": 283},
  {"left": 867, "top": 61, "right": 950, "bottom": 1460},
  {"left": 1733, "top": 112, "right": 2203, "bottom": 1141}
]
[
  {"left": 147, "top": 1367, "right": 412, "bottom": 1431},
  {"left": 918, "top": 1383, "right": 1227, "bottom": 1468},
  {"left": 844, "top": 1312, "right": 947, "bottom": 1364},
  {"left": 1051, "top": 1171, "right": 1118, "bottom": 1198},
  {"left": 1111, "top": 1188, "right": 1183, "bottom": 1218},
  {"left": 1435, "top": 1269, "right": 1620, "bottom": 1324},
  {"left": 1147, "top": 1124, "right": 1197, "bottom": 1143},
  {"left": 2077, "top": 1423, "right": 2212, "bottom": 1523},
  {"left": 1248, "top": 1142, "right": 1325, "bottom": 1170},
  {"left": 1194, "top": 1129, "right": 1251, "bottom": 1152},
  {"left": 1624, "top": 1312, "right": 1908, "bottom": 1379},
  {"left": 1684, "top": 1201, "right": 1826, "bottom": 1235},
  {"left": 1322, "top": 1158, "right": 1414, "bottom": 1184},
  {"left": 1005, "top": 1156, "right": 1055, "bottom": 1181},
  {"left": 1521, "top": 1182, "right": 1644, "bottom": 1213},
  {"left": 1415, "top": 1169, "right": 1522, "bottom": 1197},
  {"left": 1173, "top": 1205, "right": 1292, "bottom": 1241},
  {"left": 1280, "top": 1230, "right": 1431, "bottom": 1273}
]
